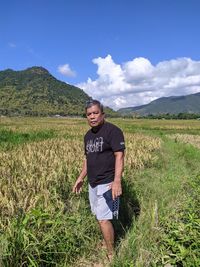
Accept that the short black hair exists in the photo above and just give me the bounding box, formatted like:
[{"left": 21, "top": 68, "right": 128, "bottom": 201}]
[{"left": 85, "top": 99, "right": 104, "bottom": 113}]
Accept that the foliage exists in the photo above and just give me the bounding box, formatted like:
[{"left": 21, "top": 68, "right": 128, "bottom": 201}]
[
  {"left": 168, "top": 133, "right": 200, "bottom": 149},
  {"left": 112, "top": 129, "right": 200, "bottom": 267},
  {"left": 157, "top": 144, "right": 200, "bottom": 267},
  {"left": 0, "top": 67, "right": 118, "bottom": 117},
  {"left": 143, "top": 113, "right": 200, "bottom": 119},
  {"left": 118, "top": 92, "right": 200, "bottom": 116},
  {"left": 0, "top": 117, "right": 199, "bottom": 266},
  {"left": 0, "top": 129, "right": 56, "bottom": 150},
  {"left": 0, "top": 117, "right": 160, "bottom": 266}
]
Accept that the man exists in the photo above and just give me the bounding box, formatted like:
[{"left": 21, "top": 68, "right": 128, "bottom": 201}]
[{"left": 72, "top": 99, "right": 125, "bottom": 259}]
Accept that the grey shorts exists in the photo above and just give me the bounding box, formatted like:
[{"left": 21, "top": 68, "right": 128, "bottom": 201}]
[{"left": 89, "top": 183, "right": 120, "bottom": 220}]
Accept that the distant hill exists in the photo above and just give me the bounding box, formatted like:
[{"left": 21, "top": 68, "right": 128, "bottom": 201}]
[
  {"left": 118, "top": 92, "right": 200, "bottom": 116},
  {"left": 0, "top": 67, "right": 117, "bottom": 117}
]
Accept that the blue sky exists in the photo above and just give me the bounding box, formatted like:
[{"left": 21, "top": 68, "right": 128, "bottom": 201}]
[{"left": 1, "top": 0, "right": 200, "bottom": 110}]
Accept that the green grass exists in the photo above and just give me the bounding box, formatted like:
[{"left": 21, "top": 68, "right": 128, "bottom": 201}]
[
  {"left": 1, "top": 208, "right": 100, "bottom": 267},
  {"left": 0, "top": 129, "right": 56, "bottom": 150},
  {"left": 112, "top": 137, "right": 200, "bottom": 267},
  {"left": 0, "top": 117, "right": 199, "bottom": 266}
]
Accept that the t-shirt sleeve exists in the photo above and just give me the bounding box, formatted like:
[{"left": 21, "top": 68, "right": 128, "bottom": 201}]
[{"left": 109, "top": 127, "right": 125, "bottom": 152}]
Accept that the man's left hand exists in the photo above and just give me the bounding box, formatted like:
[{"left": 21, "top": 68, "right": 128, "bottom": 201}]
[{"left": 110, "top": 181, "right": 122, "bottom": 200}]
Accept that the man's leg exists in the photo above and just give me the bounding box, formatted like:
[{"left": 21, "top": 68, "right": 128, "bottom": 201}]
[
  {"left": 89, "top": 184, "right": 119, "bottom": 258},
  {"left": 98, "top": 219, "right": 114, "bottom": 257}
]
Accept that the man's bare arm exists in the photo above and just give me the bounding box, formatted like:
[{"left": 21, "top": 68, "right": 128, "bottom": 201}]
[
  {"left": 72, "top": 159, "right": 87, "bottom": 194},
  {"left": 111, "top": 151, "right": 124, "bottom": 200}
]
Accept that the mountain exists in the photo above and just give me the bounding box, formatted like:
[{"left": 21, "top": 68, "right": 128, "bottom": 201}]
[
  {"left": 0, "top": 67, "right": 117, "bottom": 117},
  {"left": 118, "top": 92, "right": 200, "bottom": 116}
]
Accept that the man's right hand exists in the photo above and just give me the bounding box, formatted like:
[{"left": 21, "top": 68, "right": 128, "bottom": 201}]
[{"left": 72, "top": 178, "right": 84, "bottom": 194}]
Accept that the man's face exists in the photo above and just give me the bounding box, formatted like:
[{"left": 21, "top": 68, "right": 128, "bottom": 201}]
[{"left": 86, "top": 104, "right": 104, "bottom": 128}]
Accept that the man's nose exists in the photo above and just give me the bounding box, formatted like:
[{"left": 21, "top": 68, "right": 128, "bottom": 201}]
[
  {"left": 89, "top": 113, "right": 95, "bottom": 119},
  {"left": 91, "top": 115, "right": 96, "bottom": 120}
]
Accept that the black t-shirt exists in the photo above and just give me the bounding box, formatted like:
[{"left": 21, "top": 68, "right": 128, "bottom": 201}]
[{"left": 84, "top": 121, "right": 125, "bottom": 188}]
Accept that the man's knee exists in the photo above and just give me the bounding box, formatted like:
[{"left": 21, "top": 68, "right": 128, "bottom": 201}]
[{"left": 98, "top": 219, "right": 110, "bottom": 226}]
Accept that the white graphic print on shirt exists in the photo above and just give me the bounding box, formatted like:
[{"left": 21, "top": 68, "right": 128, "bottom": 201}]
[{"left": 86, "top": 137, "right": 104, "bottom": 154}]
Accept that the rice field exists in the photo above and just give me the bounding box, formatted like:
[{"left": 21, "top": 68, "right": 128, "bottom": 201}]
[
  {"left": 0, "top": 117, "right": 199, "bottom": 266},
  {"left": 168, "top": 133, "right": 200, "bottom": 149}
]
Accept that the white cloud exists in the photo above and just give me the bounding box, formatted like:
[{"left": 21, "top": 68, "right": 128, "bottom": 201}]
[
  {"left": 123, "top": 57, "right": 154, "bottom": 82},
  {"left": 58, "top": 64, "right": 76, "bottom": 77},
  {"left": 77, "top": 55, "right": 200, "bottom": 110}
]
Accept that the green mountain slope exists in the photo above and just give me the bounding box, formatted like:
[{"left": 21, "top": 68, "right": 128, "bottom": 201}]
[
  {"left": 0, "top": 67, "right": 117, "bottom": 117},
  {"left": 118, "top": 92, "right": 200, "bottom": 116}
]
